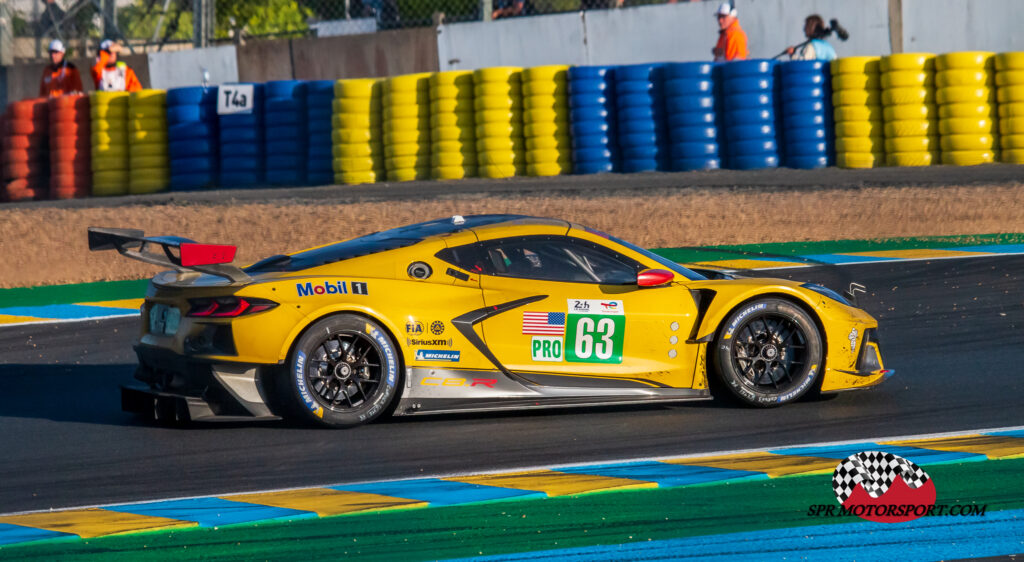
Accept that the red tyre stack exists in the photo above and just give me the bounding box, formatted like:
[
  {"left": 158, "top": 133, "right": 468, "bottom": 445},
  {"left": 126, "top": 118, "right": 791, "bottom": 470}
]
[
  {"left": 49, "top": 95, "right": 91, "bottom": 199},
  {"left": 3, "top": 98, "right": 50, "bottom": 201}
]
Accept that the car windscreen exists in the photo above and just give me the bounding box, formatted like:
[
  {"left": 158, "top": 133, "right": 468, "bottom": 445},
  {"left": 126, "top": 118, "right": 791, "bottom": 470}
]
[{"left": 607, "top": 235, "right": 708, "bottom": 281}]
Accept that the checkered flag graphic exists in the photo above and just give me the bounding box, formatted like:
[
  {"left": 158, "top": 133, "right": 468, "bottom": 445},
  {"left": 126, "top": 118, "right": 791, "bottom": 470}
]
[{"left": 832, "top": 451, "right": 930, "bottom": 504}]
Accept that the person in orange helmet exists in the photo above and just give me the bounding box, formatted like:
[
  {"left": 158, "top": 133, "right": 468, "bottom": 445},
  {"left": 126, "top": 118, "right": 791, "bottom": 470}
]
[
  {"left": 39, "top": 39, "right": 84, "bottom": 97},
  {"left": 91, "top": 39, "right": 142, "bottom": 92},
  {"left": 712, "top": 2, "right": 749, "bottom": 62}
]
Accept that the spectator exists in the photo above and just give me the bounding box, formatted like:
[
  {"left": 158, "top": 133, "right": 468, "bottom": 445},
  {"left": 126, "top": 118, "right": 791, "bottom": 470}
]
[
  {"left": 786, "top": 15, "right": 838, "bottom": 61},
  {"left": 712, "top": 2, "right": 748, "bottom": 62},
  {"left": 492, "top": 0, "right": 526, "bottom": 19},
  {"left": 91, "top": 39, "right": 142, "bottom": 92},
  {"left": 39, "top": 39, "right": 83, "bottom": 98}
]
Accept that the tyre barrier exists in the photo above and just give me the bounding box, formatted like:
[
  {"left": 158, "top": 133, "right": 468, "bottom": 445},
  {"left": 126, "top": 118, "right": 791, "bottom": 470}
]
[
  {"left": 430, "top": 70, "right": 476, "bottom": 180},
  {"left": 305, "top": 80, "right": 335, "bottom": 185},
  {"left": 167, "top": 86, "right": 217, "bottom": 190},
  {"left": 90, "top": 91, "right": 130, "bottom": 196},
  {"left": 880, "top": 53, "right": 937, "bottom": 167},
  {"left": 48, "top": 95, "right": 90, "bottom": 199},
  {"left": 128, "top": 90, "right": 169, "bottom": 194},
  {"left": 383, "top": 72, "right": 431, "bottom": 182},
  {"left": 615, "top": 63, "right": 669, "bottom": 172},
  {"left": 3, "top": 98, "right": 50, "bottom": 201},
  {"left": 779, "top": 60, "right": 832, "bottom": 169},
  {"left": 332, "top": 78, "right": 384, "bottom": 185},
  {"left": 218, "top": 82, "right": 264, "bottom": 187},
  {"left": 996, "top": 52, "right": 1024, "bottom": 163},
  {"left": 568, "top": 65, "right": 618, "bottom": 174},
  {"left": 935, "top": 51, "right": 998, "bottom": 166},
  {"left": 663, "top": 62, "right": 720, "bottom": 171},
  {"left": 722, "top": 59, "right": 779, "bottom": 169},
  {"left": 523, "top": 65, "right": 571, "bottom": 176},
  {"left": 832, "top": 55, "right": 885, "bottom": 169},
  {"left": 474, "top": 66, "right": 524, "bottom": 179},
  {"left": 264, "top": 80, "right": 307, "bottom": 186}
]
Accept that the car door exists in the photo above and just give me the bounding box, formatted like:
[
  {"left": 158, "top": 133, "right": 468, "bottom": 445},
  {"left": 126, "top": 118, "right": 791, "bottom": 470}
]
[{"left": 470, "top": 233, "right": 702, "bottom": 389}]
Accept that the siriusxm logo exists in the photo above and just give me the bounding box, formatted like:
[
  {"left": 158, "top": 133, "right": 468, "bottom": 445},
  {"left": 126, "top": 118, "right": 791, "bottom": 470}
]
[
  {"left": 296, "top": 281, "right": 369, "bottom": 297},
  {"left": 415, "top": 349, "right": 460, "bottom": 362}
]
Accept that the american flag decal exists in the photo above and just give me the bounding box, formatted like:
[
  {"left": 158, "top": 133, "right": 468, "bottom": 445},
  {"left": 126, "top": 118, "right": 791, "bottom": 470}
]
[{"left": 522, "top": 312, "right": 565, "bottom": 335}]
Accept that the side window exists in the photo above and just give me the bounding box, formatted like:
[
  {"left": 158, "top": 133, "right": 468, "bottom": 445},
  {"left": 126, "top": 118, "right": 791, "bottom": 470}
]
[
  {"left": 435, "top": 244, "right": 489, "bottom": 273},
  {"left": 476, "top": 236, "right": 641, "bottom": 284}
]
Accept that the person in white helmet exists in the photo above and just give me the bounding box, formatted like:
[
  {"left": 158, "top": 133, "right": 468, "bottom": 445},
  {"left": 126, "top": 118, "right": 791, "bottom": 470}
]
[
  {"left": 712, "top": 2, "right": 749, "bottom": 62},
  {"left": 39, "top": 39, "right": 83, "bottom": 97},
  {"left": 91, "top": 39, "right": 142, "bottom": 92}
]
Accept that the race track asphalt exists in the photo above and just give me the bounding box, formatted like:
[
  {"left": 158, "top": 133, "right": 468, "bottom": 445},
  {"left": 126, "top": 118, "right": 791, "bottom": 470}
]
[{"left": 1, "top": 255, "right": 1022, "bottom": 514}]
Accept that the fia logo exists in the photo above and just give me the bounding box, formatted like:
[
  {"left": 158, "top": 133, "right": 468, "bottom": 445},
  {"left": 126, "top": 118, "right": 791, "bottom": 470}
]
[
  {"left": 406, "top": 321, "right": 424, "bottom": 335},
  {"left": 572, "top": 300, "right": 590, "bottom": 312}
]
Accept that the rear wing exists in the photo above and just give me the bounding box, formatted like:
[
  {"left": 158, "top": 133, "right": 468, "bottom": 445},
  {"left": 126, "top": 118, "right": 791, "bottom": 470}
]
[{"left": 87, "top": 227, "right": 251, "bottom": 284}]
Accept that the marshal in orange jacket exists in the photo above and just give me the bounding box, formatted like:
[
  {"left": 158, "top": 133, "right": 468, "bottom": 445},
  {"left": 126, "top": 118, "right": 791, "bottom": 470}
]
[
  {"left": 39, "top": 63, "right": 84, "bottom": 98},
  {"left": 91, "top": 50, "right": 142, "bottom": 92},
  {"left": 713, "top": 19, "right": 749, "bottom": 62}
]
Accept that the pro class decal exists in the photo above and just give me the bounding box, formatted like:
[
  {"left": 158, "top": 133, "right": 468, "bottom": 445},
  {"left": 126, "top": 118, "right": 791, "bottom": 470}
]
[
  {"left": 296, "top": 280, "right": 369, "bottom": 297},
  {"left": 531, "top": 336, "right": 563, "bottom": 362},
  {"left": 415, "top": 349, "right": 461, "bottom": 362},
  {"left": 566, "top": 299, "right": 624, "bottom": 364},
  {"left": 294, "top": 350, "right": 324, "bottom": 418}
]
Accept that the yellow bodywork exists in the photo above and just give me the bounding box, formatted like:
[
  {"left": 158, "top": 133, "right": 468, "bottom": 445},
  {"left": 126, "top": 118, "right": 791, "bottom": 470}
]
[{"left": 138, "top": 217, "right": 887, "bottom": 400}]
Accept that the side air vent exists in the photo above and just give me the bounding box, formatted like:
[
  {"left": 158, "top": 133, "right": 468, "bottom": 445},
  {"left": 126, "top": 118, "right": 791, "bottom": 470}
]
[{"left": 408, "top": 262, "right": 433, "bottom": 280}]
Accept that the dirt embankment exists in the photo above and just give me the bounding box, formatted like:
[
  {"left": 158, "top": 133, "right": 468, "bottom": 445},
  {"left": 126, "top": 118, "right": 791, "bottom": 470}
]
[{"left": 2, "top": 183, "right": 1023, "bottom": 288}]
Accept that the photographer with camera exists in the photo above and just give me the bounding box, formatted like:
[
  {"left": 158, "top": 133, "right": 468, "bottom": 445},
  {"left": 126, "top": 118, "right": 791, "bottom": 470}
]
[{"left": 784, "top": 15, "right": 848, "bottom": 61}]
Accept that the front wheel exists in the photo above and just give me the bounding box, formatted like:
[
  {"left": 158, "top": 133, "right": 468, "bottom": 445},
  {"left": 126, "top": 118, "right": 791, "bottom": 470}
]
[
  {"left": 282, "top": 314, "right": 401, "bottom": 427},
  {"left": 713, "top": 298, "right": 823, "bottom": 407}
]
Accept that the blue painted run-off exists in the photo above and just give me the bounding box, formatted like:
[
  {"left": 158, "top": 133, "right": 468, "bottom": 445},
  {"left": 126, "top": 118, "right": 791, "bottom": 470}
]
[
  {"left": 106, "top": 497, "right": 316, "bottom": 527},
  {"left": 0, "top": 304, "right": 137, "bottom": 320}
]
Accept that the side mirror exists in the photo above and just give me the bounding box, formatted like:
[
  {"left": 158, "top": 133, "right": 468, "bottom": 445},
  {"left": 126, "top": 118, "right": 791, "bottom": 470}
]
[{"left": 637, "top": 269, "right": 675, "bottom": 287}]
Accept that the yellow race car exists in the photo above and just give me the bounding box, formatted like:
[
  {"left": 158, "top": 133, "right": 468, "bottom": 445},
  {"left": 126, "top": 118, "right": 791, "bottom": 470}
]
[{"left": 88, "top": 215, "right": 891, "bottom": 428}]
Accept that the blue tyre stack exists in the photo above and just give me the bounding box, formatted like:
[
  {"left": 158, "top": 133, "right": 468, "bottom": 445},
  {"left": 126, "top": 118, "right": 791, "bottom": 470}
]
[
  {"left": 305, "top": 80, "right": 335, "bottom": 185},
  {"left": 664, "top": 62, "right": 720, "bottom": 171},
  {"left": 218, "top": 83, "right": 264, "bottom": 187},
  {"left": 615, "top": 63, "right": 670, "bottom": 172},
  {"left": 778, "top": 60, "right": 833, "bottom": 169},
  {"left": 568, "top": 66, "right": 619, "bottom": 174},
  {"left": 167, "top": 87, "right": 218, "bottom": 190},
  {"left": 264, "top": 80, "right": 307, "bottom": 186},
  {"left": 721, "top": 59, "right": 780, "bottom": 169}
]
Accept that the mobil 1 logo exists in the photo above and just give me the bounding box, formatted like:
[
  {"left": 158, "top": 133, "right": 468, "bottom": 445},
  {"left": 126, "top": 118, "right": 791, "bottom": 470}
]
[{"left": 565, "top": 299, "right": 624, "bottom": 364}]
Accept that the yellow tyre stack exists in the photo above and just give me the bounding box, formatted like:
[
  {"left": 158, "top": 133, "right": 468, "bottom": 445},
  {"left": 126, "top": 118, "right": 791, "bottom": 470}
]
[
  {"left": 880, "top": 53, "right": 937, "bottom": 167},
  {"left": 383, "top": 73, "right": 432, "bottom": 182},
  {"left": 831, "top": 56, "right": 884, "bottom": 168},
  {"left": 127, "top": 90, "right": 169, "bottom": 194},
  {"left": 474, "top": 66, "right": 525, "bottom": 179},
  {"left": 935, "top": 52, "right": 998, "bottom": 166},
  {"left": 995, "top": 52, "right": 1024, "bottom": 164},
  {"left": 332, "top": 78, "right": 384, "bottom": 185},
  {"left": 429, "top": 71, "right": 476, "bottom": 180},
  {"left": 90, "top": 91, "right": 130, "bottom": 196},
  {"left": 522, "top": 65, "right": 572, "bottom": 176}
]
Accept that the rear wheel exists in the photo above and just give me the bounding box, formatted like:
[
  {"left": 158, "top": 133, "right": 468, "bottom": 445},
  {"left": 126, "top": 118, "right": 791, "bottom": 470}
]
[
  {"left": 283, "top": 314, "right": 401, "bottom": 427},
  {"left": 713, "top": 298, "right": 823, "bottom": 407}
]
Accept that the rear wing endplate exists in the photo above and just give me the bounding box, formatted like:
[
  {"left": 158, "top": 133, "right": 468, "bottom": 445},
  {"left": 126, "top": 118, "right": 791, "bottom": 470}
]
[{"left": 87, "top": 227, "right": 251, "bottom": 284}]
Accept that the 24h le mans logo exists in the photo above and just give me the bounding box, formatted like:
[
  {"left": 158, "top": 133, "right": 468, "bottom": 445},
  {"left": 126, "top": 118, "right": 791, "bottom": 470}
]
[{"left": 831, "top": 451, "right": 936, "bottom": 523}]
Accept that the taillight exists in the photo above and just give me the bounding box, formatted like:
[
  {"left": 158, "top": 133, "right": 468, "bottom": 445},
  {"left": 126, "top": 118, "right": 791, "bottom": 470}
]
[{"left": 187, "top": 297, "right": 277, "bottom": 318}]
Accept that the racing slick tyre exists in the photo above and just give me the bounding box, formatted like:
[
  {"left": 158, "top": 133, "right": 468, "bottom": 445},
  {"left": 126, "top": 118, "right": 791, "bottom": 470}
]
[
  {"left": 713, "top": 298, "right": 823, "bottom": 407},
  {"left": 284, "top": 313, "right": 403, "bottom": 427}
]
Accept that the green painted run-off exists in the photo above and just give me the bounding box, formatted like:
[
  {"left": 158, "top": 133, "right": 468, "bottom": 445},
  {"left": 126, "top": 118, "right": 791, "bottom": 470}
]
[{"left": 2, "top": 458, "right": 1021, "bottom": 561}]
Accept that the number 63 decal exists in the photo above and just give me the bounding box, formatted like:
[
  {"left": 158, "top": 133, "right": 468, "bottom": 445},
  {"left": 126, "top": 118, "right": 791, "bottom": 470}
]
[{"left": 566, "top": 314, "right": 624, "bottom": 364}]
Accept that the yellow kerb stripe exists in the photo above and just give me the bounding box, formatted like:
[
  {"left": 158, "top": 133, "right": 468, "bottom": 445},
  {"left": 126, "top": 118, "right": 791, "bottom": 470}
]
[
  {"left": 0, "top": 508, "right": 195, "bottom": 538},
  {"left": 78, "top": 298, "right": 146, "bottom": 309},
  {"left": 664, "top": 452, "right": 838, "bottom": 477},
  {"left": 0, "top": 314, "right": 46, "bottom": 324},
  {"left": 445, "top": 469, "right": 657, "bottom": 496},
  {"left": 225, "top": 488, "right": 427, "bottom": 517},
  {"left": 686, "top": 259, "right": 808, "bottom": 270},
  {"left": 881, "top": 434, "right": 1024, "bottom": 460},
  {"left": 840, "top": 249, "right": 991, "bottom": 259}
]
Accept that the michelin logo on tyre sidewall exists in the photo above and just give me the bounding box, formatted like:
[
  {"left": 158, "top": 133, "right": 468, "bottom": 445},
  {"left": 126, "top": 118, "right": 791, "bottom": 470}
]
[
  {"left": 294, "top": 350, "right": 324, "bottom": 418},
  {"left": 366, "top": 324, "right": 397, "bottom": 387}
]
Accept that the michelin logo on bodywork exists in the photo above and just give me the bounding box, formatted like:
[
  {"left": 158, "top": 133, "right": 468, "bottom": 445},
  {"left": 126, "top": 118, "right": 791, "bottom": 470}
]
[
  {"left": 296, "top": 280, "right": 369, "bottom": 297},
  {"left": 415, "top": 349, "right": 461, "bottom": 362}
]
